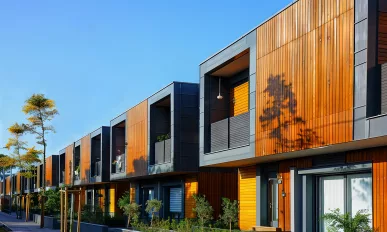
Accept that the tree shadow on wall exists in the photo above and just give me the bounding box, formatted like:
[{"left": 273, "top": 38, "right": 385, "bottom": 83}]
[{"left": 259, "top": 74, "right": 324, "bottom": 153}]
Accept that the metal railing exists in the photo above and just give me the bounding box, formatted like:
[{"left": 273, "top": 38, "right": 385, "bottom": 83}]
[{"left": 210, "top": 112, "right": 250, "bottom": 152}]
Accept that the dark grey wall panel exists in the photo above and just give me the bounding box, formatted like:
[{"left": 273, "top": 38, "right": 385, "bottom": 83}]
[
  {"left": 354, "top": 63, "right": 367, "bottom": 108},
  {"left": 229, "top": 112, "right": 249, "bottom": 148},
  {"left": 355, "top": 0, "right": 368, "bottom": 23},
  {"left": 211, "top": 118, "right": 229, "bottom": 152},
  {"left": 354, "top": 106, "right": 366, "bottom": 140},
  {"left": 101, "top": 126, "right": 110, "bottom": 182}
]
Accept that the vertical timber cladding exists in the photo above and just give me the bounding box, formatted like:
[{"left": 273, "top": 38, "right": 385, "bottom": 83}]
[
  {"left": 65, "top": 144, "right": 74, "bottom": 185},
  {"left": 46, "top": 156, "right": 52, "bottom": 186},
  {"left": 16, "top": 172, "right": 20, "bottom": 193},
  {"left": 80, "top": 134, "right": 91, "bottom": 184},
  {"left": 184, "top": 176, "right": 198, "bottom": 218},
  {"left": 198, "top": 172, "right": 238, "bottom": 219},
  {"left": 5, "top": 177, "right": 10, "bottom": 195},
  {"left": 346, "top": 147, "right": 387, "bottom": 232},
  {"left": 126, "top": 100, "right": 148, "bottom": 177},
  {"left": 238, "top": 166, "right": 256, "bottom": 231},
  {"left": 256, "top": 0, "right": 354, "bottom": 157},
  {"left": 278, "top": 158, "right": 312, "bottom": 231}
]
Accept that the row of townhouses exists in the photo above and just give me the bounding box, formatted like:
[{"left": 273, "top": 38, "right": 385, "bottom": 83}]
[{"left": 2, "top": 0, "right": 387, "bottom": 231}]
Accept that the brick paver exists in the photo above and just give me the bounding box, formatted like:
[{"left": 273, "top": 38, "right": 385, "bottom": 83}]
[{"left": 0, "top": 212, "right": 59, "bottom": 232}]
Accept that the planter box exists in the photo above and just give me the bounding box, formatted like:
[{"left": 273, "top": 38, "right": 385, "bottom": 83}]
[
  {"left": 164, "top": 139, "right": 171, "bottom": 163},
  {"left": 155, "top": 141, "right": 165, "bottom": 164},
  {"left": 33, "top": 214, "right": 60, "bottom": 229},
  {"left": 72, "top": 221, "right": 108, "bottom": 232}
]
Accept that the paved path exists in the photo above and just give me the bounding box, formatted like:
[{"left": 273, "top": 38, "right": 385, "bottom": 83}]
[{"left": 0, "top": 212, "right": 59, "bottom": 232}]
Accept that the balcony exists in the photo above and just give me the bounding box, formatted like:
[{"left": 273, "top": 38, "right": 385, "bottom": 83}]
[
  {"left": 154, "top": 138, "right": 171, "bottom": 164},
  {"left": 210, "top": 112, "right": 250, "bottom": 152}
]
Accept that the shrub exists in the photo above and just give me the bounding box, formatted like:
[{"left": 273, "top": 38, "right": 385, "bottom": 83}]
[
  {"left": 81, "top": 204, "right": 104, "bottom": 224},
  {"left": 322, "top": 208, "right": 372, "bottom": 232},
  {"left": 122, "top": 202, "right": 141, "bottom": 228},
  {"left": 117, "top": 191, "right": 131, "bottom": 210},
  {"left": 145, "top": 199, "right": 162, "bottom": 227},
  {"left": 44, "top": 188, "right": 60, "bottom": 216},
  {"left": 219, "top": 198, "right": 239, "bottom": 231},
  {"left": 193, "top": 194, "right": 213, "bottom": 231}
]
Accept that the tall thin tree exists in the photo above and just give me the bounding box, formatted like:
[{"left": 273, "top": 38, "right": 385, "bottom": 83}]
[
  {"left": 22, "top": 94, "right": 58, "bottom": 227},
  {"left": 5, "top": 123, "right": 27, "bottom": 218}
]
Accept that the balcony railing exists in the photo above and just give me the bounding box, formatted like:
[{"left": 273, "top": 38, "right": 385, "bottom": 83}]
[
  {"left": 210, "top": 112, "right": 250, "bottom": 152},
  {"left": 154, "top": 138, "right": 171, "bottom": 165},
  {"left": 94, "top": 161, "right": 101, "bottom": 176}
]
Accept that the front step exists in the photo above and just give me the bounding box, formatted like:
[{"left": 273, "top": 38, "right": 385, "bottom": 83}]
[{"left": 252, "top": 226, "right": 281, "bottom": 232}]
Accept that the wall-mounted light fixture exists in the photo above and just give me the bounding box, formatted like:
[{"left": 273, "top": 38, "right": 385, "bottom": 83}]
[{"left": 217, "top": 77, "right": 223, "bottom": 100}]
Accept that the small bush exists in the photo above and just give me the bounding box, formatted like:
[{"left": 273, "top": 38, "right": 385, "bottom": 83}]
[
  {"left": 219, "top": 198, "right": 239, "bottom": 231},
  {"left": 81, "top": 204, "right": 104, "bottom": 224},
  {"left": 193, "top": 194, "right": 213, "bottom": 231},
  {"left": 145, "top": 199, "right": 162, "bottom": 227}
]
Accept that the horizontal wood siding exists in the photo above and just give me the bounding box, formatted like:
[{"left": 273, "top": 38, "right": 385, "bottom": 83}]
[
  {"left": 346, "top": 147, "right": 387, "bottom": 231},
  {"left": 185, "top": 176, "right": 198, "bottom": 218},
  {"left": 198, "top": 171, "right": 238, "bottom": 219},
  {"left": 230, "top": 81, "right": 249, "bottom": 116},
  {"left": 238, "top": 166, "right": 256, "bottom": 231},
  {"left": 130, "top": 185, "right": 136, "bottom": 204},
  {"left": 65, "top": 144, "right": 74, "bottom": 185},
  {"left": 256, "top": 0, "right": 354, "bottom": 157},
  {"left": 81, "top": 135, "right": 91, "bottom": 184},
  {"left": 126, "top": 100, "right": 148, "bottom": 177},
  {"left": 379, "top": 12, "right": 387, "bottom": 64}
]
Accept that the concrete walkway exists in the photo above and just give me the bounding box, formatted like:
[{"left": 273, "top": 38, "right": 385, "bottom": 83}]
[{"left": 0, "top": 212, "right": 59, "bottom": 232}]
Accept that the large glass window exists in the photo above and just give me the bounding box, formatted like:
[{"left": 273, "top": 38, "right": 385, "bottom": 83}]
[{"left": 319, "top": 173, "right": 372, "bottom": 232}]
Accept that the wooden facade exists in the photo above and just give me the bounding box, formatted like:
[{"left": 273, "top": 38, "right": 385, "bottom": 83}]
[
  {"left": 5, "top": 176, "right": 10, "bottom": 195},
  {"left": 198, "top": 171, "right": 238, "bottom": 220},
  {"left": 65, "top": 144, "right": 74, "bottom": 185},
  {"left": 184, "top": 176, "right": 198, "bottom": 218},
  {"left": 80, "top": 134, "right": 91, "bottom": 184},
  {"left": 126, "top": 100, "right": 148, "bottom": 177},
  {"left": 379, "top": 11, "right": 387, "bottom": 64},
  {"left": 256, "top": 0, "right": 354, "bottom": 157},
  {"left": 16, "top": 172, "right": 20, "bottom": 194},
  {"left": 230, "top": 81, "right": 249, "bottom": 117},
  {"left": 238, "top": 166, "right": 257, "bottom": 231},
  {"left": 46, "top": 156, "right": 53, "bottom": 187}
]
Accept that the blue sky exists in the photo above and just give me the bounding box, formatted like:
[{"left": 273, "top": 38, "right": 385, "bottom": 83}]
[{"left": 0, "top": 0, "right": 291, "bottom": 157}]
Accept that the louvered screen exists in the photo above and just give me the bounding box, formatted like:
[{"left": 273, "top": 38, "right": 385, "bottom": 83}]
[
  {"left": 211, "top": 118, "right": 229, "bottom": 152},
  {"left": 169, "top": 188, "right": 182, "bottom": 213},
  {"left": 230, "top": 112, "right": 250, "bottom": 148}
]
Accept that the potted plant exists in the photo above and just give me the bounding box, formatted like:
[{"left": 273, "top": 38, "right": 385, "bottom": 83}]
[{"left": 74, "top": 166, "right": 80, "bottom": 177}]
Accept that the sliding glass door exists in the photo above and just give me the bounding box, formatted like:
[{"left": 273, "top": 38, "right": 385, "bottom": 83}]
[{"left": 319, "top": 173, "right": 372, "bottom": 232}]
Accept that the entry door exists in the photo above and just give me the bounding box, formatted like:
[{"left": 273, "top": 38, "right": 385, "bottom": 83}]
[{"left": 268, "top": 179, "right": 279, "bottom": 227}]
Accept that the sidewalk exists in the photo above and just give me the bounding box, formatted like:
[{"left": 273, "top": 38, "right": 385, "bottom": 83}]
[{"left": 0, "top": 212, "right": 59, "bottom": 232}]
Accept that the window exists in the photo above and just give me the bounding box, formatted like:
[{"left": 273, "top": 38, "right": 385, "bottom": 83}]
[{"left": 319, "top": 173, "right": 372, "bottom": 232}]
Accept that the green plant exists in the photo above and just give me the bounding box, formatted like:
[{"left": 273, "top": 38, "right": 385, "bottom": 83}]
[
  {"left": 44, "top": 188, "right": 60, "bottom": 216},
  {"left": 219, "top": 198, "right": 239, "bottom": 232},
  {"left": 157, "top": 133, "right": 170, "bottom": 142},
  {"left": 171, "top": 218, "right": 195, "bottom": 232},
  {"left": 117, "top": 191, "right": 131, "bottom": 210},
  {"left": 322, "top": 208, "right": 372, "bottom": 232},
  {"left": 81, "top": 204, "right": 104, "bottom": 224},
  {"left": 122, "top": 202, "right": 141, "bottom": 228},
  {"left": 193, "top": 194, "right": 214, "bottom": 231},
  {"left": 145, "top": 199, "right": 162, "bottom": 227}
]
